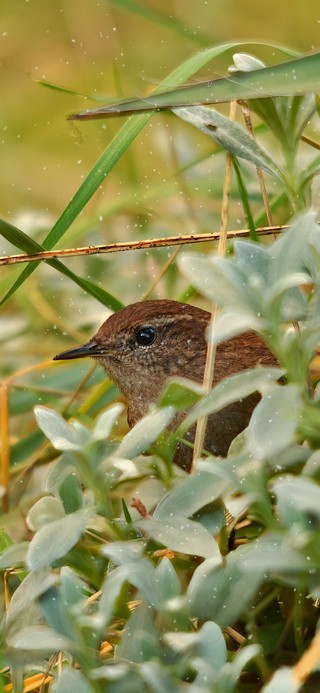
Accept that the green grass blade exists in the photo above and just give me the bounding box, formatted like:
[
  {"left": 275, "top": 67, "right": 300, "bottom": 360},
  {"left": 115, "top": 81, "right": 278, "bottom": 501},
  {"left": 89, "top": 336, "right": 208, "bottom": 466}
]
[
  {"left": 34, "top": 78, "right": 116, "bottom": 103},
  {"left": 246, "top": 97, "right": 288, "bottom": 143},
  {"left": 71, "top": 52, "right": 320, "bottom": 118},
  {"left": 0, "top": 218, "right": 122, "bottom": 310},
  {"left": 233, "top": 158, "right": 259, "bottom": 241}
]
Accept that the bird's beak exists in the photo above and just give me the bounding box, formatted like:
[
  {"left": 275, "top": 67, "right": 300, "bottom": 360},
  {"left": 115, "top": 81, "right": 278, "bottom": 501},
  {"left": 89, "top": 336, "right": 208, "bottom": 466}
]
[{"left": 53, "top": 341, "right": 103, "bottom": 361}]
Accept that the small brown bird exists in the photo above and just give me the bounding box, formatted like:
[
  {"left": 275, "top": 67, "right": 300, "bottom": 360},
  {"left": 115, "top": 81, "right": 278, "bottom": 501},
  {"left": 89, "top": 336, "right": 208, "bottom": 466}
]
[{"left": 53, "top": 300, "right": 277, "bottom": 471}]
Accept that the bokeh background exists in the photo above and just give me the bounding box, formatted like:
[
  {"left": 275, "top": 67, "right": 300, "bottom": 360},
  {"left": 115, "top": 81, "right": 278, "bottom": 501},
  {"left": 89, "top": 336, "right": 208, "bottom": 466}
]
[
  {"left": 2, "top": 0, "right": 320, "bottom": 217},
  {"left": 2, "top": 0, "right": 320, "bottom": 307}
]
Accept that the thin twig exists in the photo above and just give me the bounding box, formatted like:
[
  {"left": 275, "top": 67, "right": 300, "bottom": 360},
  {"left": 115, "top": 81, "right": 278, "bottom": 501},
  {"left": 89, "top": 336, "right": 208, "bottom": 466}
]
[{"left": 0, "top": 226, "right": 286, "bottom": 266}]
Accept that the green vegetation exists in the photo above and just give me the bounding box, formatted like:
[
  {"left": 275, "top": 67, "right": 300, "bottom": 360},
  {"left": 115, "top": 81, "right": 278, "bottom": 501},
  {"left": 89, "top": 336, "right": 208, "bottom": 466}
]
[{"left": 2, "top": 2, "right": 320, "bottom": 690}]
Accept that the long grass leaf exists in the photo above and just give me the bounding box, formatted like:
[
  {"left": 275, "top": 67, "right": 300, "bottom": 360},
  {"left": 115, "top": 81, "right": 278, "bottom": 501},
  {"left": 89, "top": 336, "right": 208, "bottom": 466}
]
[
  {"left": 233, "top": 158, "right": 259, "bottom": 241},
  {"left": 71, "top": 52, "right": 319, "bottom": 119},
  {"left": 0, "top": 219, "right": 122, "bottom": 310}
]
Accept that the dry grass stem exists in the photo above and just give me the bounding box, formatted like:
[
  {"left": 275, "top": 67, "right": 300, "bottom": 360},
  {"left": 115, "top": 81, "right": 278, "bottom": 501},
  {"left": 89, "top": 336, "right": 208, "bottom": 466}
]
[
  {"left": 0, "top": 225, "right": 286, "bottom": 266},
  {"left": 242, "top": 104, "right": 275, "bottom": 234},
  {"left": 192, "top": 100, "right": 237, "bottom": 468}
]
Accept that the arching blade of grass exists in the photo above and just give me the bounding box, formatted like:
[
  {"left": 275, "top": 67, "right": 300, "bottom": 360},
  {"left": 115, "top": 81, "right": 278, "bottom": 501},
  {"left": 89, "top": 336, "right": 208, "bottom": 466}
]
[
  {"left": 0, "top": 219, "right": 123, "bottom": 311},
  {"left": 33, "top": 79, "right": 105, "bottom": 99},
  {"left": 1, "top": 42, "right": 278, "bottom": 306},
  {"left": 70, "top": 52, "right": 319, "bottom": 119},
  {"left": 34, "top": 78, "right": 118, "bottom": 103}
]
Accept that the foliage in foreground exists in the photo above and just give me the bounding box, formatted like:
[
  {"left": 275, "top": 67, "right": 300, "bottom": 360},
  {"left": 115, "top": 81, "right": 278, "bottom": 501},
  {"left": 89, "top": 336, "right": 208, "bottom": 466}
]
[
  {"left": 2, "top": 43, "right": 320, "bottom": 692},
  {"left": 2, "top": 214, "right": 320, "bottom": 691}
]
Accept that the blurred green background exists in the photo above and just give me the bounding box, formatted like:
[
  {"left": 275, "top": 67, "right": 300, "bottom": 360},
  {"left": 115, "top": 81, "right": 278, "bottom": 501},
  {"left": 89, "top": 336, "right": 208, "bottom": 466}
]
[{"left": 2, "top": 0, "right": 320, "bottom": 220}]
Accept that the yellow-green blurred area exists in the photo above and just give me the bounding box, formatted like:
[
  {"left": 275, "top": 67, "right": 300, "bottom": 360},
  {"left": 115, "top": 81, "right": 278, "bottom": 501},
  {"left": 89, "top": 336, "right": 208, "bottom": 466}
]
[
  {"left": 2, "top": 0, "right": 320, "bottom": 297},
  {"left": 2, "top": 0, "right": 320, "bottom": 216},
  {"left": 1, "top": 0, "right": 319, "bottom": 313},
  {"left": 1, "top": 0, "right": 320, "bottom": 516}
]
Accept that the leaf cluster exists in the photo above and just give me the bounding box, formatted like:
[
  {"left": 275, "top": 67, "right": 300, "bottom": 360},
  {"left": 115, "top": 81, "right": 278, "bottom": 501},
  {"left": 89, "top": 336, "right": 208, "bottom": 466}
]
[{"left": 1, "top": 213, "right": 320, "bottom": 691}]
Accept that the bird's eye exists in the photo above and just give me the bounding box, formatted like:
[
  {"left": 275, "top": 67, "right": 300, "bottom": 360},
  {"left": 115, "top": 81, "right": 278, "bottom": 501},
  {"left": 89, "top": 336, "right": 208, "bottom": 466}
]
[{"left": 135, "top": 326, "right": 156, "bottom": 346}]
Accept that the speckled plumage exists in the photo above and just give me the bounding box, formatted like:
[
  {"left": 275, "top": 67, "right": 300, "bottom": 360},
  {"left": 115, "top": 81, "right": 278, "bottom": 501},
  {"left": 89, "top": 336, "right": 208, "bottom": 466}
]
[{"left": 54, "top": 299, "right": 277, "bottom": 471}]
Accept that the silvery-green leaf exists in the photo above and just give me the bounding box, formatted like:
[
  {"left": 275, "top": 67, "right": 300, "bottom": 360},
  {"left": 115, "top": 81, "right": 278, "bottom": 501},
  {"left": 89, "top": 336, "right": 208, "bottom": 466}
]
[
  {"left": 34, "top": 406, "right": 81, "bottom": 451},
  {"left": 116, "top": 406, "right": 175, "bottom": 459},
  {"left": 100, "top": 559, "right": 162, "bottom": 614},
  {"left": 265, "top": 272, "right": 310, "bottom": 321},
  {"left": 101, "top": 540, "right": 144, "bottom": 565},
  {"left": 69, "top": 420, "right": 91, "bottom": 446},
  {"left": 308, "top": 217, "right": 320, "bottom": 269},
  {"left": 179, "top": 254, "right": 258, "bottom": 312},
  {"left": 116, "top": 601, "right": 160, "bottom": 662},
  {"left": 156, "top": 557, "right": 181, "bottom": 601},
  {"left": 154, "top": 469, "right": 231, "bottom": 519},
  {"left": 27, "top": 507, "right": 93, "bottom": 570},
  {"left": 160, "top": 630, "right": 198, "bottom": 652},
  {"left": 157, "top": 377, "right": 204, "bottom": 411},
  {"left": 268, "top": 211, "right": 317, "bottom": 284},
  {"left": 231, "top": 644, "right": 262, "bottom": 680},
  {"left": 239, "top": 533, "right": 308, "bottom": 575},
  {"left": 188, "top": 547, "right": 264, "bottom": 628},
  {"left": 26, "top": 496, "right": 65, "bottom": 532},
  {"left": 51, "top": 669, "right": 93, "bottom": 693},
  {"left": 93, "top": 403, "right": 123, "bottom": 441},
  {"left": 0, "top": 542, "right": 28, "bottom": 570},
  {"left": 229, "top": 53, "right": 266, "bottom": 72},
  {"left": 173, "top": 105, "right": 280, "bottom": 177},
  {"left": 273, "top": 476, "right": 320, "bottom": 528},
  {"left": 266, "top": 272, "right": 310, "bottom": 304},
  {"left": 6, "top": 568, "right": 55, "bottom": 635},
  {"left": 195, "top": 621, "right": 227, "bottom": 668},
  {"left": 45, "top": 456, "right": 78, "bottom": 494},
  {"left": 208, "top": 309, "right": 264, "bottom": 344},
  {"left": 139, "top": 661, "right": 180, "bottom": 693},
  {"left": 261, "top": 667, "right": 299, "bottom": 693},
  {"left": 247, "top": 385, "right": 302, "bottom": 460},
  {"left": 91, "top": 663, "right": 129, "bottom": 682},
  {"left": 109, "top": 457, "right": 138, "bottom": 479},
  {"left": 7, "top": 624, "right": 74, "bottom": 652},
  {"left": 294, "top": 93, "right": 317, "bottom": 141},
  {"left": 164, "top": 621, "right": 227, "bottom": 669},
  {"left": 303, "top": 449, "right": 320, "bottom": 477},
  {"left": 60, "top": 566, "right": 87, "bottom": 609},
  {"left": 234, "top": 239, "right": 270, "bottom": 284},
  {"left": 136, "top": 516, "right": 221, "bottom": 560},
  {"left": 278, "top": 290, "right": 309, "bottom": 321},
  {"left": 180, "top": 367, "right": 283, "bottom": 435},
  {"left": 98, "top": 566, "right": 130, "bottom": 628}
]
